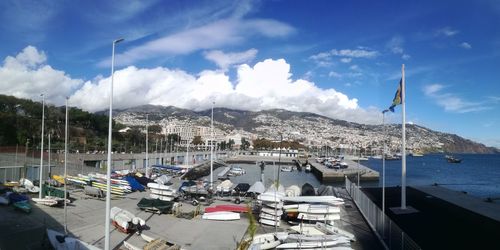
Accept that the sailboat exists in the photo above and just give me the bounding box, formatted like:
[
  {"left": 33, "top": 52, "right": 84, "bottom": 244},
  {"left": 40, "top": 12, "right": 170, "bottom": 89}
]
[{"left": 47, "top": 98, "right": 100, "bottom": 250}]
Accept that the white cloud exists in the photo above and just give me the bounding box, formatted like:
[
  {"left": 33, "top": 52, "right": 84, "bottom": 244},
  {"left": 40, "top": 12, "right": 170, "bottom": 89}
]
[
  {"left": 328, "top": 71, "right": 341, "bottom": 78},
  {"left": 72, "top": 58, "right": 380, "bottom": 124},
  {"left": 387, "top": 36, "right": 411, "bottom": 60},
  {"left": 402, "top": 54, "right": 411, "bottom": 60},
  {"left": 0, "top": 46, "right": 83, "bottom": 105},
  {"left": 340, "top": 58, "right": 352, "bottom": 63},
  {"left": 423, "top": 84, "right": 489, "bottom": 113},
  {"left": 435, "top": 27, "right": 459, "bottom": 37},
  {"left": 99, "top": 18, "right": 294, "bottom": 67},
  {"left": 309, "top": 47, "right": 379, "bottom": 67},
  {"left": 349, "top": 65, "right": 360, "bottom": 71},
  {"left": 330, "top": 48, "right": 379, "bottom": 58},
  {"left": 460, "top": 42, "right": 472, "bottom": 49},
  {"left": 204, "top": 48, "right": 257, "bottom": 70}
]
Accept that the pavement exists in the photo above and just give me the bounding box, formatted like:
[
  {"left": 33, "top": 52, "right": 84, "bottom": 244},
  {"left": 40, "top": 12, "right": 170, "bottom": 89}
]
[{"left": 361, "top": 186, "right": 500, "bottom": 249}]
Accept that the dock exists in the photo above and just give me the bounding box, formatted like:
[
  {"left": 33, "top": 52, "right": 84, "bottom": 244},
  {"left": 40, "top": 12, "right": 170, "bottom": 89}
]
[{"left": 308, "top": 160, "right": 379, "bottom": 182}]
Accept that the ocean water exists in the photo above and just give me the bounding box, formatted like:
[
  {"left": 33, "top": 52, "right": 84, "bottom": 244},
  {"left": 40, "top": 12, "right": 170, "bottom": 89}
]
[
  {"left": 362, "top": 153, "right": 500, "bottom": 199},
  {"left": 214, "top": 154, "right": 500, "bottom": 200}
]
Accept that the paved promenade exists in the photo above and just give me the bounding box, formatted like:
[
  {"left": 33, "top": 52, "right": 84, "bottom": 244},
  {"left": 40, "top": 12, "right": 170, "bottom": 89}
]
[{"left": 309, "top": 160, "right": 379, "bottom": 182}]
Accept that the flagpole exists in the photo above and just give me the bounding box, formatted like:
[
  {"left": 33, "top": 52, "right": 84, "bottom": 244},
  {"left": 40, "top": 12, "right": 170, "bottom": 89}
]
[
  {"left": 401, "top": 64, "right": 406, "bottom": 209},
  {"left": 382, "top": 111, "right": 386, "bottom": 234}
]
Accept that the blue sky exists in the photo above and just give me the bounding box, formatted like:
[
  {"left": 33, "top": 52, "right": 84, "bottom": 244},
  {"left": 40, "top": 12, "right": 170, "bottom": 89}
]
[{"left": 0, "top": 0, "right": 499, "bottom": 147}]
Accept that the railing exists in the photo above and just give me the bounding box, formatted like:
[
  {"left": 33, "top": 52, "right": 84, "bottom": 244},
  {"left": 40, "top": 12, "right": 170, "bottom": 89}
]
[{"left": 346, "top": 177, "right": 421, "bottom": 250}]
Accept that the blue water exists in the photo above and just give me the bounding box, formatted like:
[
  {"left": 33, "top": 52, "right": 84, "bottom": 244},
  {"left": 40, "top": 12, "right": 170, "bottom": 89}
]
[
  {"left": 362, "top": 154, "right": 500, "bottom": 199},
  {"left": 214, "top": 154, "right": 500, "bottom": 200}
]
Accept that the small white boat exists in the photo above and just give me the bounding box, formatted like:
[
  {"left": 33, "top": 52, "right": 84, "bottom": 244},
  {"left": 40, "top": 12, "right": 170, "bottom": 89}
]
[
  {"left": 147, "top": 182, "right": 174, "bottom": 191},
  {"left": 259, "top": 212, "right": 280, "bottom": 221},
  {"left": 258, "top": 192, "right": 284, "bottom": 203},
  {"left": 297, "top": 204, "right": 340, "bottom": 214},
  {"left": 229, "top": 167, "right": 245, "bottom": 176},
  {"left": 250, "top": 233, "right": 288, "bottom": 250},
  {"left": 261, "top": 207, "right": 284, "bottom": 216},
  {"left": 149, "top": 193, "right": 175, "bottom": 201},
  {"left": 32, "top": 198, "right": 59, "bottom": 207},
  {"left": 290, "top": 225, "right": 325, "bottom": 236},
  {"left": 150, "top": 188, "right": 176, "bottom": 196},
  {"left": 276, "top": 238, "right": 350, "bottom": 249},
  {"left": 280, "top": 166, "right": 293, "bottom": 172},
  {"left": 47, "top": 229, "right": 100, "bottom": 250},
  {"left": 202, "top": 211, "right": 240, "bottom": 221},
  {"left": 298, "top": 213, "right": 340, "bottom": 221},
  {"left": 283, "top": 196, "right": 343, "bottom": 204},
  {"left": 287, "top": 234, "right": 347, "bottom": 242},
  {"left": 285, "top": 185, "right": 301, "bottom": 197},
  {"left": 315, "top": 222, "right": 356, "bottom": 241},
  {"left": 305, "top": 164, "right": 312, "bottom": 172},
  {"left": 259, "top": 218, "right": 281, "bottom": 227},
  {"left": 262, "top": 201, "right": 284, "bottom": 209}
]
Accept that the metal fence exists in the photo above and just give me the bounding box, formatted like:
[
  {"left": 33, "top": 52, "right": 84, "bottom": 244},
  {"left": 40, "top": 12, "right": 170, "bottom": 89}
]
[{"left": 345, "top": 177, "right": 421, "bottom": 250}]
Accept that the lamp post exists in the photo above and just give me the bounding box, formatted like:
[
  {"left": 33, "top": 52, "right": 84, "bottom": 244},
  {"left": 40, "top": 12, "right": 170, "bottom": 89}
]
[
  {"left": 38, "top": 94, "right": 45, "bottom": 199},
  {"left": 146, "top": 114, "right": 149, "bottom": 177},
  {"left": 210, "top": 101, "right": 214, "bottom": 190},
  {"left": 105, "top": 38, "right": 124, "bottom": 250},
  {"left": 64, "top": 97, "right": 69, "bottom": 235}
]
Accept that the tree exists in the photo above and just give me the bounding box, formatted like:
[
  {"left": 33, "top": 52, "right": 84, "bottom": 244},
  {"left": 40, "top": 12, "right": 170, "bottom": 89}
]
[
  {"left": 241, "top": 138, "right": 251, "bottom": 150},
  {"left": 192, "top": 135, "right": 203, "bottom": 145},
  {"left": 227, "top": 139, "right": 235, "bottom": 149},
  {"left": 149, "top": 124, "right": 162, "bottom": 134}
]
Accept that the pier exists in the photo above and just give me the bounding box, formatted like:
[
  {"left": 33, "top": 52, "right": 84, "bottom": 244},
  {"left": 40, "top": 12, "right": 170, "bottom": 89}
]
[{"left": 308, "top": 160, "right": 379, "bottom": 182}]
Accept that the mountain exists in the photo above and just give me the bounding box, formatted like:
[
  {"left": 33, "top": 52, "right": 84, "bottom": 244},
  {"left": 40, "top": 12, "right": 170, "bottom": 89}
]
[{"left": 113, "top": 104, "right": 500, "bottom": 154}]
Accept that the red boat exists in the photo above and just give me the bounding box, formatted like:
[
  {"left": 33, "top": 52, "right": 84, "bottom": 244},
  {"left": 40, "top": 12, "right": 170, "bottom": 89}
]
[{"left": 204, "top": 204, "right": 249, "bottom": 213}]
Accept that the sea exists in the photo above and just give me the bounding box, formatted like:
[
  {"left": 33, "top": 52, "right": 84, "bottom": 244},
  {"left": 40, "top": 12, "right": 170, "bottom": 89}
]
[{"left": 215, "top": 153, "right": 500, "bottom": 201}]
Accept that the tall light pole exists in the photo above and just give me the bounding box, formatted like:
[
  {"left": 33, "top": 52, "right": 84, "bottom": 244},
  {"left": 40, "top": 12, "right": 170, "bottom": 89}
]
[
  {"left": 382, "top": 111, "right": 387, "bottom": 237},
  {"left": 64, "top": 97, "right": 69, "bottom": 235},
  {"left": 210, "top": 101, "right": 214, "bottom": 189},
  {"left": 146, "top": 114, "right": 149, "bottom": 177},
  {"left": 105, "top": 37, "right": 124, "bottom": 250},
  {"left": 38, "top": 94, "right": 45, "bottom": 199}
]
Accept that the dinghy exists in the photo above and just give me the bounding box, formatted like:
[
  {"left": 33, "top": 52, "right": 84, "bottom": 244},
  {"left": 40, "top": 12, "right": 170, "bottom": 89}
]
[
  {"left": 250, "top": 233, "right": 288, "bottom": 250},
  {"left": 150, "top": 193, "right": 175, "bottom": 201},
  {"left": 32, "top": 197, "right": 59, "bottom": 207},
  {"left": 259, "top": 218, "right": 281, "bottom": 227},
  {"left": 47, "top": 229, "right": 100, "bottom": 250},
  {"left": 261, "top": 207, "right": 283, "bottom": 216},
  {"left": 202, "top": 211, "right": 240, "bottom": 221},
  {"left": 283, "top": 196, "right": 343, "bottom": 204},
  {"left": 298, "top": 213, "right": 340, "bottom": 221},
  {"left": 315, "top": 222, "right": 356, "bottom": 241},
  {"left": 204, "top": 204, "right": 249, "bottom": 213},
  {"left": 276, "top": 238, "right": 350, "bottom": 249},
  {"left": 297, "top": 204, "right": 340, "bottom": 214},
  {"left": 110, "top": 207, "right": 146, "bottom": 233}
]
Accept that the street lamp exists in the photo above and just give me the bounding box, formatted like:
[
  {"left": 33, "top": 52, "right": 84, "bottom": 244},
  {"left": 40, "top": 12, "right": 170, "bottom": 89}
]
[
  {"left": 105, "top": 38, "right": 124, "bottom": 250},
  {"left": 210, "top": 101, "right": 214, "bottom": 190},
  {"left": 38, "top": 94, "right": 45, "bottom": 199}
]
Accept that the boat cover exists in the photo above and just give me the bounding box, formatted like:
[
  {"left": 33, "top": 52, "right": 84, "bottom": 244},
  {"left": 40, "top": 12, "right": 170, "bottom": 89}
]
[
  {"left": 155, "top": 175, "right": 171, "bottom": 185},
  {"left": 248, "top": 181, "right": 265, "bottom": 194},
  {"left": 133, "top": 175, "right": 154, "bottom": 186},
  {"left": 285, "top": 185, "right": 301, "bottom": 197},
  {"left": 137, "top": 198, "right": 175, "bottom": 214},
  {"left": 317, "top": 185, "right": 334, "bottom": 196},
  {"left": 233, "top": 183, "right": 250, "bottom": 192},
  {"left": 301, "top": 183, "right": 316, "bottom": 196},
  {"left": 125, "top": 176, "right": 145, "bottom": 192}
]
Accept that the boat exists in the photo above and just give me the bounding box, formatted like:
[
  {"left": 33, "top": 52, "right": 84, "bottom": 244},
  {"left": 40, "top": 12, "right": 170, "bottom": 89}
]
[
  {"left": 216, "top": 179, "right": 234, "bottom": 193},
  {"left": 283, "top": 196, "right": 344, "bottom": 204},
  {"left": 110, "top": 207, "right": 146, "bottom": 233},
  {"left": 261, "top": 207, "right": 284, "bottom": 216},
  {"left": 229, "top": 166, "right": 245, "bottom": 176},
  {"left": 287, "top": 234, "right": 347, "bottom": 242},
  {"left": 32, "top": 197, "right": 59, "bottom": 207},
  {"left": 137, "top": 198, "right": 177, "bottom": 214},
  {"left": 250, "top": 233, "right": 288, "bottom": 250},
  {"left": 301, "top": 183, "right": 316, "bottom": 196},
  {"left": 202, "top": 211, "right": 240, "bottom": 221},
  {"left": 204, "top": 204, "right": 249, "bottom": 213},
  {"left": 315, "top": 222, "right": 356, "bottom": 241},
  {"left": 445, "top": 155, "right": 462, "bottom": 163},
  {"left": 150, "top": 193, "right": 175, "bottom": 201},
  {"left": 47, "top": 229, "right": 100, "bottom": 250},
  {"left": 305, "top": 164, "right": 312, "bottom": 172},
  {"left": 281, "top": 166, "right": 293, "bottom": 172},
  {"left": 13, "top": 200, "right": 31, "bottom": 213},
  {"left": 19, "top": 178, "right": 40, "bottom": 193},
  {"left": 259, "top": 212, "right": 281, "bottom": 221},
  {"left": 259, "top": 218, "right": 281, "bottom": 227},
  {"left": 150, "top": 188, "right": 176, "bottom": 196},
  {"left": 248, "top": 181, "right": 265, "bottom": 195},
  {"left": 285, "top": 185, "right": 301, "bottom": 197},
  {"left": 297, "top": 204, "right": 340, "bottom": 214},
  {"left": 298, "top": 212, "right": 340, "bottom": 221},
  {"left": 147, "top": 182, "right": 175, "bottom": 191},
  {"left": 123, "top": 233, "right": 180, "bottom": 250},
  {"left": 276, "top": 238, "right": 350, "bottom": 249},
  {"left": 258, "top": 192, "right": 285, "bottom": 203}
]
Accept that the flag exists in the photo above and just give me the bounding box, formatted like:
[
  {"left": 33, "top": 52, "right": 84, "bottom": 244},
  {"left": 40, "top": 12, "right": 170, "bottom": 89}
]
[{"left": 387, "top": 78, "right": 403, "bottom": 112}]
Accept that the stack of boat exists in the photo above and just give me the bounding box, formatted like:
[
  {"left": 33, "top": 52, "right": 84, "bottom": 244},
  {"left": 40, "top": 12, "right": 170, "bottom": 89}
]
[
  {"left": 147, "top": 182, "right": 177, "bottom": 201},
  {"left": 75, "top": 173, "right": 133, "bottom": 195},
  {"left": 257, "top": 185, "right": 285, "bottom": 227}
]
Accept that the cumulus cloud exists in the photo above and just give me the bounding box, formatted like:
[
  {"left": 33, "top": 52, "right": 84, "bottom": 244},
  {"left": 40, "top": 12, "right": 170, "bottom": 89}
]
[
  {"left": 423, "top": 84, "right": 489, "bottom": 113},
  {"left": 204, "top": 48, "right": 257, "bottom": 70},
  {"left": 72, "top": 58, "right": 380, "bottom": 124},
  {"left": 460, "top": 42, "right": 472, "bottom": 49},
  {"left": 99, "top": 18, "right": 294, "bottom": 67},
  {"left": 0, "top": 46, "right": 83, "bottom": 105}
]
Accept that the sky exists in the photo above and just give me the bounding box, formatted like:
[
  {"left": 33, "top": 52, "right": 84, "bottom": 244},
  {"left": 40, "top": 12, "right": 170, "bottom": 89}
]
[{"left": 0, "top": 0, "right": 499, "bottom": 147}]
